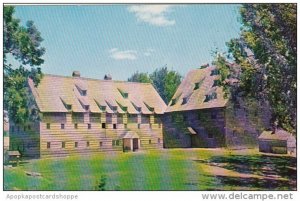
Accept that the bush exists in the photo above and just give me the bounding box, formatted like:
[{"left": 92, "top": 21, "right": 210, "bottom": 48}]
[{"left": 96, "top": 175, "right": 107, "bottom": 191}]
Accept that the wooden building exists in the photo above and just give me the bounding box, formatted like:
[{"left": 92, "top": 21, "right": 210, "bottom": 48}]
[
  {"left": 258, "top": 129, "right": 296, "bottom": 154},
  {"left": 163, "top": 65, "right": 271, "bottom": 149},
  {"left": 9, "top": 72, "right": 166, "bottom": 158}
]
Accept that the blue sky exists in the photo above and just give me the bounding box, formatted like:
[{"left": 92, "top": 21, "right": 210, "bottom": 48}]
[{"left": 13, "top": 4, "right": 242, "bottom": 80}]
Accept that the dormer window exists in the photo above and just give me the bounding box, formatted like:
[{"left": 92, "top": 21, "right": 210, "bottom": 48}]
[
  {"left": 212, "top": 80, "right": 221, "bottom": 87},
  {"left": 144, "top": 102, "right": 154, "bottom": 112},
  {"left": 81, "top": 90, "right": 87, "bottom": 96},
  {"left": 194, "top": 83, "right": 200, "bottom": 90},
  {"left": 204, "top": 92, "right": 217, "bottom": 102},
  {"left": 66, "top": 104, "right": 72, "bottom": 110},
  {"left": 117, "top": 102, "right": 128, "bottom": 112},
  {"left": 112, "top": 106, "right": 117, "bottom": 111},
  {"left": 75, "top": 84, "right": 88, "bottom": 96},
  {"left": 100, "top": 106, "right": 106, "bottom": 111},
  {"left": 171, "top": 99, "right": 176, "bottom": 106},
  {"left": 170, "top": 93, "right": 182, "bottom": 106},
  {"left": 131, "top": 102, "right": 141, "bottom": 113},
  {"left": 211, "top": 69, "right": 219, "bottom": 76},
  {"left": 60, "top": 97, "right": 72, "bottom": 111},
  {"left": 182, "top": 97, "right": 188, "bottom": 105},
  {"left": 85, "top": 105, "right": 89, "bottom": 110},
  {"left": 118, "top": 89, "right": 129, "bottom": 99}
]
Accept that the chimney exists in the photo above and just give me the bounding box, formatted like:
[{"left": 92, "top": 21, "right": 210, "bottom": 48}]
[
  {"left": 271, "top": 119, "right": 278, "bottom": 134},
  {"left": 72, "top": 71, "right": 80, "bottom": 77},
  {"left": 104, "top": 74, "right": 112, "bottom": 80}
]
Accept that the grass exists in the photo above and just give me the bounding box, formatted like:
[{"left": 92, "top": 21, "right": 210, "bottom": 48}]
[{"left": 3, "top": 148, "right": 296, "bottom": 190}]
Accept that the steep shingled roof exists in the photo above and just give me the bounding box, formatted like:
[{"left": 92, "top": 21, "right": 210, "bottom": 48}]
[
  {"left": 28, "top": 74, "right": 167, "bottom": 114},
  {"left": 166, "top": 66, "right": 228, "bottom": 112},
  {"left": 258, "top": 129, "right": 296, "bottom": 141}
]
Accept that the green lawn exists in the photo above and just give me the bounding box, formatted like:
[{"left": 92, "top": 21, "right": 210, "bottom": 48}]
[{"left": 4, "top": 149, "right": 296, "bottom": 190}]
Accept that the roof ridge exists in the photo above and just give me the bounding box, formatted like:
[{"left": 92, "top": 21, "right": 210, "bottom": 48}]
[{"left": 43, "top": 73, "right": 152, "bottom": 85}]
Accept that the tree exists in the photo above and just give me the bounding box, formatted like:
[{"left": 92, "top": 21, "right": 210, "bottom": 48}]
[
  {"left": 127, "top": 71, "right": 152, "bottom": 83},
  {"left": 4, "top": 6, "right": 45, "bottom": 124},
  {"left": 127, "top": 66, "right": 182, "bottom": 104},
  {"left": 215, "top": 4, "right": 296, "bottom": 134},
  {"left": 150, "top": 66, "right": 182, "bottom": 104}
]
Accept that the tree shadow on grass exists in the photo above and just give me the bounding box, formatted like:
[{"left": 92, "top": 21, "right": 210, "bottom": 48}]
[
  {"left": 215, "top": 175, "right": 294, "bottom": 190},
  {"left": 194, "top": 154, "right": 296, "bottom": 190}
]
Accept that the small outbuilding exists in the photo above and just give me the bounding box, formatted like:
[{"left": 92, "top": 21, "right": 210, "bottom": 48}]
[
  {"left": 258, "top": 129, "right": 296, "bottom": 155},
  {"left": 4, "top": 150, "right": 21, "bottom": 165}
]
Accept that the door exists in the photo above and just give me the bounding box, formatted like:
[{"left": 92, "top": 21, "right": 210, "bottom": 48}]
[{"left": 133, "top": 138, "right": 139, "bottom": 151}]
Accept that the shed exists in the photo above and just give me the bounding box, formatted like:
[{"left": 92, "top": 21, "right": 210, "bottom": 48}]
[
  {"left": 258, "top": 129, "right": 296, "bottom": 154},
  {"left": 4, "top": 150, "right": 21, "bottom": 165}
]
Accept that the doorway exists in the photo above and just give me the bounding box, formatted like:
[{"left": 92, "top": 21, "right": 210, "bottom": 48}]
[{"left": 133, "top": 138, "right": 139, "bottom": 151}]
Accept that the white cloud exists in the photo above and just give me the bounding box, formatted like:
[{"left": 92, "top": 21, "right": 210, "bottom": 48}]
[
  {"left": 144, "top": 48, "right": 155, "bottom": 57},
  {"left": 128, "top": 5, "right": 175, "bottom": 27},
  {"left": 109, "top": 48, "right": 137, "bottom": 60}
]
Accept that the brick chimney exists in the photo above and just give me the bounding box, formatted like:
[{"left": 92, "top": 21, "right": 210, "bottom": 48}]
[
  {"left": 72, "top": 71, "right": 80, "bottom": 77},
  {"left": 104, "top": 74, "right": 112, "bottom": 80}
]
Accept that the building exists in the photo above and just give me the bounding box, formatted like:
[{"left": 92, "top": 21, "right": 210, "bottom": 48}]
[
  {"left": 258, "top": 129, "right": 296, "bottom": 154},
  {"left": 9, "top": 72, "right": 166, "bottom": 158},
  {"left": 163, "top": 65, "right": 271, "bottom": 149}
]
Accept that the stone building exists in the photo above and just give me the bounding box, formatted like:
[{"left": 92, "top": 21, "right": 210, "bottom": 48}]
[
  {"left": 9, "top": 72, "right": 166, "bottom": 158},
  {"left": 163, "top": 65, "right": 271, "bottom": 149}
]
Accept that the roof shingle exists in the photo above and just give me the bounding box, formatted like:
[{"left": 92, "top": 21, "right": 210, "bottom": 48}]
[{"left": 29, "top": 74, "right": 167, "bottom": 114}]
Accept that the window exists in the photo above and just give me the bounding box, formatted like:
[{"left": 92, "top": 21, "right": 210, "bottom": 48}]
[
  {"left": 213, "top": 80, "right": 221, "bottom": 87},
  {"left": 82, "top": 90, "right": 87, "bottom": 96},
  {"left": 61, "top": 124, "right": 65, "bottom": 129},
  {"left": 74, "top": 124, "right": 78, "bottom": 129},
  {"left": 138, "top": 124, "right": 141, "bottom": 129},
  {"left": 210, "top": 69, "right": 219, "bottom": 76},
  {"left": 102, "top": 123, "right": 106, "bottom": 129},
  {"left": 100, "top": 106, "right": 106, "bottom": 111},
  {"left": 182, "top": 97, "right": 188, "bottom": 105},
  {"left": 211, "top": 112, "right": 217, "bottom": 119},
  {"left": 88, "top": 124, "right": 91, "bottom": 129},
  {"left": 75, "top": 142, "right": 78, "bottom": 148},
  {"left": 28, "top": 125, "right": 31, "bottom": 130},
  {"left": 208, "top": 133, "right": 213, "bottom": 139},
  {"left": 46, "top": 123, "right": 50, "bottom": 129},
  {"left": 171, "top": 99, "right": 177, "bottom": 106},
  {"left": 124, "top": 124, "right": 127, "bottom": 129},
  {"left": 62, "top": 142, "right": 66, "bottom": 148},
  {"left": 183, "top": 115, "right": 187, "bottom": 121},
  {"left": 87, "top": 141, "right": 90, "bottom": 147},
  {"left": 232, "top": 130, "right": 237, "bottom": 137},
  {"left": 204, "top": 92, "right": 217, "bottom": 102},
  {"left": 47, "top": 142, "right": 51, "bottom": 149},
  {"left": 85, "top": 105, "right": 89, "bottom": 110},
  {"left": 66, "top": 104, "right": 72, "bottom": 110},
  {"left": 113, "top": 124, "right": 117, "bottom": 129},
  {"left": 112, "top": 140, "right": 115, "bottom": 146},
  {"left": 158, "top": 138, "right": 161, "bottom": 144},
  {"left": 149, "top": 139, "right": 152, "bottom": 144},
  {"left": 99, "top": 141, "right": 103, "bottom": 147},
  {"left": 194, "top": 82, "right": 200, "bottom": 90},
  {"left": 116, "top": 140, "right": 120, "bottom": 146}
]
